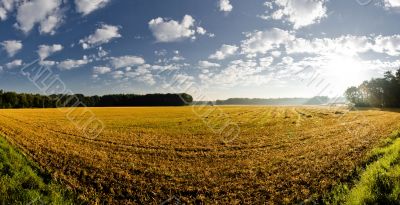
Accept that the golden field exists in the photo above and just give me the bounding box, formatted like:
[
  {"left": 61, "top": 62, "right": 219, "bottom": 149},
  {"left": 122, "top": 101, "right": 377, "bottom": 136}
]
[{"left": 0, "top": 106, "right": 400, "bottom": 204}]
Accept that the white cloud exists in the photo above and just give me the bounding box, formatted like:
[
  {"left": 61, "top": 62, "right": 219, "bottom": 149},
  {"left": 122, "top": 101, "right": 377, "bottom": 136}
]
[
  {"left": 80, "top": 24, "right": 121, "bottom": 49},
  {"left": 39, "top": 60, "right": 57, "bottom": 66},
  {"left": 297, "top": 36, "right": 370, "bottom": 55},
  {"left": 241, "top": 28, "right": 294, "bottom": 54},
  {"left": 196, "top": 26, "right": 207, "bottom": 35},
  {"left": 200, "top": 34, "right": 400, "bottom": 89},
  {"left": 5, "top": 59, "right": 22, "bottom": 69},
  {"left": 111, "top": 70, "right": 124, "bottom": 79},
  {"left": 149, "top": 15, "right": 208, "bottom": 42},
  {"left": 125, "top": 64, "right": 156, "bottom": 85},
  {"left": 270, "top": 0, "right": 327, "bottom": 29},
  {"left": 74, "top": 0, "right": 109, "bottom": 15},
  {"left": 169, "top": 50, "right": 185, "bottom": 61},
  {"left": 39, "top": 11, "right": 63, "bottom": 35},
  {"left": 198, "top": 60, "right": 221, "bottom": 69},
  {"left": 203, "top": 59, "right": 266, "bottom": 86},
  {"left": 97, "top": 47, "right": 108, "bottom": 58},
  {"left": 0, "top": 8, "right": 6, "bottom": 20},
  {"left": 271, "top": 50, "right": 281, "bottom": 57},
  {"left": 1, "top": 40, "right": 22, "bottom": 57},
  {"left": 193, "top": 31, "right": 400, "bottom": 92},
  {"left": 209, "top": 44, "right": 238, "bottom": 60},
  {"left": 16, "top": 0, "right": 63, "bottom": 34},
  {"left": 281, "top": 56, "right": 294, "bottom": 64},
  {"left": 170, "top": 73, "right": 195, "bottom": 87},
  {"left": 286, "top": 36, "right": 360, "bottom": 54},
  {"left": 139, "top": 74, "right": 156, "bottom": 85},
  {"left": 373, "top": 35, "right": 400, "bottom": 56},
  {"left": 110, "top": 55, "right": 145, "bottom": 68},
  {"left": 0, "top": 0, "right": 18, "bottom": 21},
  {"left": 87, "top": 46, "right": 109, "bottom": 61},
  {"left": 151, "top": 63, "right": 184, "bottom": 71},
  {"left": 93, "top": 66, "right": 111, "bottom": 74},
  {"left": 219, "top": 0, "right": 233, "bottom": 13},
  {"left": 285, "top": 35, "right": 400, "bottom": 57},
  {"left": 384, "top": 0, "right": 400, "bottom": 8},
  {"left": 154, "top": 49, "right": 167, "bottom": 56},
  {"left": 37, "top": 44, "right": 63, "bottom": 60},
  {"left": 264, "top": 2, "right": 274, "bottom": 9},
  {"left": 259, "top": 56, "right": 274, "bottom": 67},
  {"left": 171, "top": 56, "right": 185, "bottom": 61},
  {"left": 58, "top": 56, "right": 89, "bottom": 70}
]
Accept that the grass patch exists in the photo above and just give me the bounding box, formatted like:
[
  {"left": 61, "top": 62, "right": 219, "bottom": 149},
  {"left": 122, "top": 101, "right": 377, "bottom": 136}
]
[
  {"left": 0, "top": 136, "right": 77, "bottom": 204},
  {"left": 324, "top": 130, "right": 400, "bottom": 205}
]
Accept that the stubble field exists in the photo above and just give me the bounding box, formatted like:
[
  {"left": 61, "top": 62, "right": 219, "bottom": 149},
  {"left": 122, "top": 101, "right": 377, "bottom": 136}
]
[{"left": 0, "top": 106, "right": 400, "bottom": 204}]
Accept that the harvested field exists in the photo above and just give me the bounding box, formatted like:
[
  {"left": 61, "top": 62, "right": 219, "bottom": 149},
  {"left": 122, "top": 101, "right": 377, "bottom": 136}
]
[{"left": 0, "top": 106, "right": 399, "bottom": 204}]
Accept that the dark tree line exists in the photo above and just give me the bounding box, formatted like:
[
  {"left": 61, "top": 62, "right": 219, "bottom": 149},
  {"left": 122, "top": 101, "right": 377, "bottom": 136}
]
[
  {"left": 345, "top": 68, "right": 400, "bottom": 107},
  {"left": 0, "top": 90, "right": 193, "bottom": 108}
]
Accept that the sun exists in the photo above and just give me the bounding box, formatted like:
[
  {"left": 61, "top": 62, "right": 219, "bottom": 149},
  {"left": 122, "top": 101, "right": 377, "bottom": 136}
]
[{"left": 323, "top": 54, "right": 368, "bottom": 95}]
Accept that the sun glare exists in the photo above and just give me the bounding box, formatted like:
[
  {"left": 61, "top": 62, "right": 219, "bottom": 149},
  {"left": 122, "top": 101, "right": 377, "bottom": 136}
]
[{"left": 324, "top": 55, "right": 368, "bottom": 94}]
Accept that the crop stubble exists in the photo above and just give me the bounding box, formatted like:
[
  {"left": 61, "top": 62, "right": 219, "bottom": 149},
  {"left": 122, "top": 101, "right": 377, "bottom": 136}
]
[{"left": 0, "top": 106, "right": 399, "bottom": 204}]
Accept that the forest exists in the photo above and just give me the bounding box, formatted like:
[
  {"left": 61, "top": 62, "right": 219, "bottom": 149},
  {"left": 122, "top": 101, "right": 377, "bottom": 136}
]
[
  {"left": 0, "top": 91, "right": 193, "bottom": 108},
  {"left": 345, "top": 68, "right": 400, "bottom": 107}
]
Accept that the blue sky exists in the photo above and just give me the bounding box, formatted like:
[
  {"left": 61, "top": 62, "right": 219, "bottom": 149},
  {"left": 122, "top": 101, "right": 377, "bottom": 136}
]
[{"left": 1, "top": 0, "right": 400, "bottom": 100}]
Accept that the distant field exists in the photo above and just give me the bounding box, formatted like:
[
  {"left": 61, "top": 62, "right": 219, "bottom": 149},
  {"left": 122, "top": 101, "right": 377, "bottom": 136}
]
[{"left": 0, "top": 106, "right": 400, "bottom": 204}]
